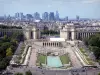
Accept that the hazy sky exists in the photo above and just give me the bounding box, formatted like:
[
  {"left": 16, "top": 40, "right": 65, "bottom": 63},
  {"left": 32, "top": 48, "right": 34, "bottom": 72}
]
[{"left": 0, "top": 0, "right": 100, "bottom": 18}]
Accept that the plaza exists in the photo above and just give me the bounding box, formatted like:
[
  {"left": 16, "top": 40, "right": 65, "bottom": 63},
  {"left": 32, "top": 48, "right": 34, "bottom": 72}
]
[
  {"left": 0, "top": 23, "right": 98, "bottom": 75},
  {"left": 8, "top": 23, "right": 100, "bottom": 70}
]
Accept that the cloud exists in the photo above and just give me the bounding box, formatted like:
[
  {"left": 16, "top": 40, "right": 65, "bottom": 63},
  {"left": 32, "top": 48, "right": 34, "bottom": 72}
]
[
  {"left": 53, "top": 0, "right": 100, "bottom": 4},
  {"left": 47, "top": 5, "right": 52, "bottom": 8},
  {"left": 82, "top": 0, "right": 100, "bottom": 3}
]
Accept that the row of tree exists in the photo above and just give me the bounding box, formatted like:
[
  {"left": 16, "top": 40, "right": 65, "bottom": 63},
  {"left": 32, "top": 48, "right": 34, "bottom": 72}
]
[
  {"left": 0, "top": 25, "right": 22, "bottom": 29},
  {"left": 83, "top": 33, "right": 100, "bottom": 59},
  {"left": 41, "top": 30, "right": 59, "bottom": 35},
  {"left": 41, "top": 25, "right": 59, "bottom": 35},
  {"left": 0, "top": 32, "right": 24, "bottom": 71}
]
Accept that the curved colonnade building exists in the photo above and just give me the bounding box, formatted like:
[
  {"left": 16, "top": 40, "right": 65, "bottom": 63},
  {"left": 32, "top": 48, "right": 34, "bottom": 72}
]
[
  {"left": 60, "top": 23, "right": 100, "bottom": 40},
  {"left": 0, "top": 24, "right": 100, "bottom": 41},
  {"left": 0, "top": 26, "right": 41, "bottom": 40},
  {"left": 0, "top": 29, "right": 22, "bottom": 37}
]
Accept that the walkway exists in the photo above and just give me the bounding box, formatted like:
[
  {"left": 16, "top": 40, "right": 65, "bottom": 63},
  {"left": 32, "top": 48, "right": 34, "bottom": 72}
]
[
  {"left": 28, "top": 46, "right": 37, "bottom": 67},
  {"left": 66, "top": 46, "right": 82, "bottom": 68}
]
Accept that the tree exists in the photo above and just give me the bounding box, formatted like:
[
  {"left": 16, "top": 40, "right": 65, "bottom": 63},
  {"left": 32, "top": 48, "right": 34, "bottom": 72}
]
[
  {"left": 83, "top": 34, "right": 100, "bottom": 60},
  {"left": 11, "top": 39, "right": 18, "bottom": 46},
  {"left": 92, "top": 46, "right": 100, "bottom": 59},
  {"left": 0, "top": 60, "right": 7, "bottom": 70},
  {"left": 14, "top": 72, "right": 23, "bottom": 75},
  {"left": 83, "top": 38, "right": 89, "bottom": 46},
  {"left": 6, "top": 48, "right": 13, "bottom": 57},
  {"left": 0, "top": 26, "right": 24, "bottom": 71},
  {"left": 88, "top": 34, "right": 100, "bottom": 47},
  {"left": 98, "top": 72, "right": 100, "bottom": 75},
  {"left": 25, "top": 70, "right": 32, "bottom": 75},
  {"left": 2, "top": 42, "right": 11, "bottom": 50},
  {"left": 43, "top": 25, "right": 48, "bottom": 32},
  {"left": 2, "top": 35, "right": 10, "bottom": 42},
  {"left": 10, "top": 45, "right": 16, "bottom": 53}
]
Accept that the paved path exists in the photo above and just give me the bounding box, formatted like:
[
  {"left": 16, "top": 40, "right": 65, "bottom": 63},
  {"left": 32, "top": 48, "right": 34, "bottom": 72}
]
[
  {"left": 28, "top": 47, "right": 37, "bottom": 67},
  {"left": 66, "top": 46, "right": 82, "bottom": 68}
]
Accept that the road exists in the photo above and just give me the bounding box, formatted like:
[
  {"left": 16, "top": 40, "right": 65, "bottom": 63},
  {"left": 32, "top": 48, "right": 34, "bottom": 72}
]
[{"left": 6, "top": 66, "right": 100, "bottom": 75}]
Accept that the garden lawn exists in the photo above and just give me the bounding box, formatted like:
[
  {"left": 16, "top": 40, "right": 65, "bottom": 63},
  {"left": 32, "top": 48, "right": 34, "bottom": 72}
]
[
  {"left": 37, "top": 54, "right": 46, "bottom": 65},
  {"left": 60, "top": 54, "right": 70, "bottom": 64}
]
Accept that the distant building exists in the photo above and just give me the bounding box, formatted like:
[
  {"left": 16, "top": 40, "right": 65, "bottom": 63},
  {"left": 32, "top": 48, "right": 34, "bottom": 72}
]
[
  {"left": 15, "top": 13, "right": 19, "bottom": 20},
  {"left": 26, "top": 14, "right": 33, "bottom": 21},
  {"left": 34, "top": 12, "right": 40, "bottom": 20},
  {"left": 4, "top": 15, "right": 7, "bottom": 20},
  {"left": 15, "top": 12, "right": 24, "bottom": 21},
  {"left": 19, "top": 13, "right": 24, "bottom": 20},
  {"left": 76, "top": 15, "right": 80, "bottom": 21},
  {"left": 64, "top": 16, "right": 68, "bottom": 21},
  {"left": 55, "top": 11, "right": 59, "bottom": 21},
  {"left": 42, "top": 12, "right": 48, "bottom": 21},
  {"left": 49, "top": 12, "right": 55, "bottom": 21}
]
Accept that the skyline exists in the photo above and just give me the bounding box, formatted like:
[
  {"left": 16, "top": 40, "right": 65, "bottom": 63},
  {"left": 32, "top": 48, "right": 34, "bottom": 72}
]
[{"left": 0, "top": 0, "right": 100, "bottom": 19}]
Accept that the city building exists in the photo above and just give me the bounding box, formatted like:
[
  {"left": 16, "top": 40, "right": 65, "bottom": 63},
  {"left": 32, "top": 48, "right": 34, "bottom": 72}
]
[
  {"left": 26, "top": 14, "right": 33, "bottom": 21},
  {"left": 42, "top": 12, "right": 48, "bottom": 21},
  {"left": 15, "top": 13, "right": 19, "bottom": 19},
  {"left": 60, "top": 23, "right": 100, "bottom": 40},
  {"left": 49, "top": 12, "right": 55, "bottom": 21},
  {"left": 15, "top": 12, "right": 24, "bottom": 21},
  {"left": 76, "top": 15, "right": 80, "bottom": 21},
  {"left": 34, "top": 12, "right": 40, "bottom": 20},
  {"left": 55, "top": 11, "right": 59, "bottom": 21},
  {"left": 64, "top": 16, "right": 68, "bottom": 21}
]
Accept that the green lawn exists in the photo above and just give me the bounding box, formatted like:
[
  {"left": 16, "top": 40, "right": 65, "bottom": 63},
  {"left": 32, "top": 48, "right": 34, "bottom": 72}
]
[
  {"left": 80, "top": 48, "right": 94, "bottom": 65},
  {"left": 60, "top": 54, "right": 70, "bottom": 64},
  {"left": 80, "top": 48, "right": 85, "bottom": 54},
  {"left": 36, "top": 54, "right": 46, "bottom": 66}
]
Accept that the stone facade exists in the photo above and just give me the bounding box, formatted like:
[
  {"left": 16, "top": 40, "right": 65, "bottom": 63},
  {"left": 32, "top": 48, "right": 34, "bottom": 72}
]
[
  {"left": 1, "top": 24, "right": 100, "bottom": 40},
  {"left": 24, "top": 26, "right": 41, "bottom": 40},
  {"left": 60, "top": 24, "right": 100, "bottom": 40},
  {"left": 60, "top": 24, "right": 76, "bottom": 40},
  {"left": 0, "top": 29, "right": 22, "bottom": 37}
]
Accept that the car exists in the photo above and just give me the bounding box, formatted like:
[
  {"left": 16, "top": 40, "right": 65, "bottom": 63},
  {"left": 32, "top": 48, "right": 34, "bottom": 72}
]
[
  {"left": 82, "top": 70, "right": 85, "bottom": 72},
  {"left": 72, "top": 70, "right": 77, "bottom": 72},
  {"left": 38, "top": 67, "right": 42, "bottom": 69}
]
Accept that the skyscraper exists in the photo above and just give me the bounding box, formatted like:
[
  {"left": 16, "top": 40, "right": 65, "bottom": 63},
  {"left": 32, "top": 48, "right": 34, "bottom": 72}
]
[
  {"left": 26, "top": 14, "right": 33, "bottom": 21},
  {"left": 42, "top": 12, "right": 48, "bottom": 21},
  {"left": 76, "top": 15, "right": 80, "bottom": 21},
  {"left": 55, "top": 11, "right": 59, "bottom": 21},
  {"left": 49, "top": 12, "right": 55, "bottom": 21},
  {"left": 15, "top": 12, "right": 24, "bottom": 21},
  {"left": 15, "top": 12, "right": 19, "bottom": 19},
  {"left": 19, "top": 12, "right": 24, "bottom": 20},
  {"left": 65, "top": 16, "right": 68, "bottom": 21},
  {"left": 34, "top": 12, "right": 40, "bottom": 20}
]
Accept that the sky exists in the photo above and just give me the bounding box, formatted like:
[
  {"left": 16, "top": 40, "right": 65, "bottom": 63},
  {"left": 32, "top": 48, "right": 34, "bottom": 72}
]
[{"left": 0, "top": 0, "right": 100, "bottom": 19}]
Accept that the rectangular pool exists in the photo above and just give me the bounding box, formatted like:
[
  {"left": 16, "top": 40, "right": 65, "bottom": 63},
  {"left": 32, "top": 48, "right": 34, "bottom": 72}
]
[{"left": 47, "top": 56, "right": 62, "bottom": 67}]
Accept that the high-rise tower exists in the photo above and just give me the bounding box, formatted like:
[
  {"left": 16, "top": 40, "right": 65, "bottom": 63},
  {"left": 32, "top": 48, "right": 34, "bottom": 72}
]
[
  {"left": 49, "top": 12, "right": 55, "bottom": 21},
  {"left": 42, "top": 12, "right": 48, "bottom": 21},
  {"left": 55, "top": 11, "right": 59, "bottom": 21},
  {"left": 34, "top": 12, "right": 40, "bottom": 20}
]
